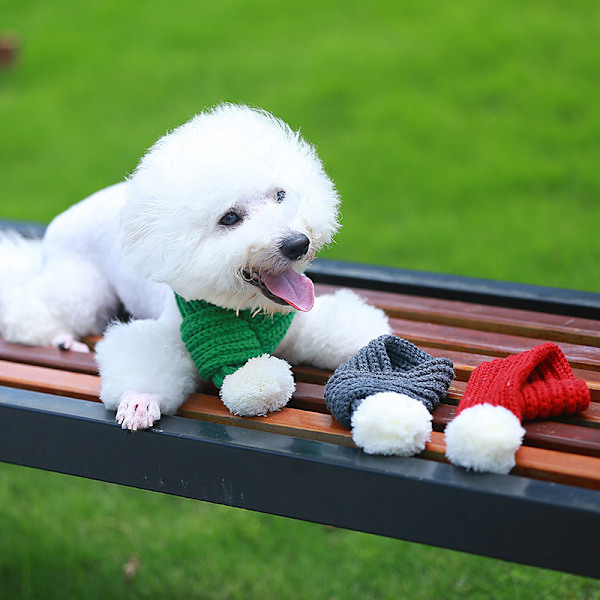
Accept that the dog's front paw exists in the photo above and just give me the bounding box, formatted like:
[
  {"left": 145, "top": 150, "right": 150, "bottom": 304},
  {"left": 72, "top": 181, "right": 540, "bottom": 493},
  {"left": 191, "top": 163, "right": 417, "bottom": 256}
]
[
  {"left": 116, "top": 391, "right": 162, "bottom": 430},
  {"left": 220, "top": 354, "right": 295, "bottom": 416}
]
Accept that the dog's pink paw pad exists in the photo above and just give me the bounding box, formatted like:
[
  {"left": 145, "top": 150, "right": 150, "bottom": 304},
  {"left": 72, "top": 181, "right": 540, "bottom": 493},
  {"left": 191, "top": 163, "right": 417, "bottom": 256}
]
[{"left": 116, "top": 392, "right": 161, "bottom": 430}]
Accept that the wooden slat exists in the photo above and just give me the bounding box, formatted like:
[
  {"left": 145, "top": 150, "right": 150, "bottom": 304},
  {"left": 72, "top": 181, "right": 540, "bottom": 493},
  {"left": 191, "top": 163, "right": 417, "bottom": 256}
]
[
  {"left": 431, "top": 405, "right": 600, "bottom": 456},
  {"left": 294, "top": 362, "right": 600, "bottom": 409},
  {"left": 424, "top": 432, "right": 600, "bottom": 490},
  {"left": 179, "top": 393, "right": 354, "bottom": 446},
  {"left": 0, "top": 359, "right": 100, "bottom": 401},
  {"left": 421, "top": 346, "right": 600, "bottom": 383},
  {"left": 513, "top": 446, "right": 600, "bottom": 489},
  {"left": 389, "top": 317, "right": 600, "bottom": 371},
  {"left": 1, "top": 288, "right": 597, "bottom": 373},
  {"left": 289, "top": 380, "right": 600, "bottom": 452},
  {"left": 0, "top": 340, "right": 98, "bottom": 374},
  {"left": 316, "top": 284, "right": 600, "bottom": 347}
]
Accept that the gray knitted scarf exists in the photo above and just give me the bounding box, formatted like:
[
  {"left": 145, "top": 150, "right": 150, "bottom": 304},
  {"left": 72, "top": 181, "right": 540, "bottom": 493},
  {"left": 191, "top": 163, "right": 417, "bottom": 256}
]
[{"left": 324, "top": 334, "right": 455, "bottom": 428}]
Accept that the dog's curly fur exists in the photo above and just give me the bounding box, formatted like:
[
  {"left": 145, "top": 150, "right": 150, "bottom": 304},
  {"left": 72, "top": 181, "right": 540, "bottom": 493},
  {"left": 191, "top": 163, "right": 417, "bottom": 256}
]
[{"left": 0, "top": 104, "right": 390, "bottom": 429}]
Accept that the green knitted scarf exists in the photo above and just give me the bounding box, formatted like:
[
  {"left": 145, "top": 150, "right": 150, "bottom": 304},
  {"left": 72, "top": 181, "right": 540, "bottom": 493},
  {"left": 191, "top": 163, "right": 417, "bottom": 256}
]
[{"left": 175, "top": 294, "right": 295, "bottom": 388}]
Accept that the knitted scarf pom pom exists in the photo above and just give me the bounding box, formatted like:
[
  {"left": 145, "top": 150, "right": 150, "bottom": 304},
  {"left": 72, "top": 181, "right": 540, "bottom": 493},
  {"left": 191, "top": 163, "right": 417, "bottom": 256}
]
[{"left": 351, "top": 392, "right": 434, "bottom": 456}]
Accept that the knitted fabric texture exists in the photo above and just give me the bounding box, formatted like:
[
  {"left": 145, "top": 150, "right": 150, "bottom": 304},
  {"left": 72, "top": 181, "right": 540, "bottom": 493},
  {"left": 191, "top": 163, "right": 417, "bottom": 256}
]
[
  {"left": 324, "top": 334, "right": 455, "bottom": 428},
  {"left": 175, "top": 294, "right": 295, "bottom": 388},
  {"left": 457, "top": 342, "right": 590, "bottom": 422}
]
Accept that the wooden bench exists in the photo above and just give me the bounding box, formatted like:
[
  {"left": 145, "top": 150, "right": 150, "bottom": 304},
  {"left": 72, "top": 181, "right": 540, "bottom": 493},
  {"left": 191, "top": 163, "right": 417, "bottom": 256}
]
[{"left": 1, "top": 222, "right": 599, "bottom": 578}]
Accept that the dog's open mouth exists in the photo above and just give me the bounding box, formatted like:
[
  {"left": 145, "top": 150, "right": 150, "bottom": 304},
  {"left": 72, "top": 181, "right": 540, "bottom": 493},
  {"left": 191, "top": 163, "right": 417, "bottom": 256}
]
[{"left": 243, "top": 268, "right": 314, "bottom": 312}]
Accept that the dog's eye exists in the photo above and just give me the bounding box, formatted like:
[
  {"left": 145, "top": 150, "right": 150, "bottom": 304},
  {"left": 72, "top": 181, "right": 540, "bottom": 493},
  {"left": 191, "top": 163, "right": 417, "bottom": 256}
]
[
  {"left": 220, "top": 212, "right": 242, "bottom": 227},
  {"left": 275, "top": 189, "right": 286, "bottom": 203}
]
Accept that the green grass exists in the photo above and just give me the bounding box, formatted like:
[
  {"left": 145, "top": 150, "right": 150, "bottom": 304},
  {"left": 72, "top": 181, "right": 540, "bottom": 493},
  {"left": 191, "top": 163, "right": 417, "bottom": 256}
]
[
  {"left": 2, "top": 0, "right": 600, "bottom": 289},
  {"left": 1, "top": 464, "right": 599, "bottom": 600},
  {"left": 1, "top": 0, "right": 600, "bottom": 597}
]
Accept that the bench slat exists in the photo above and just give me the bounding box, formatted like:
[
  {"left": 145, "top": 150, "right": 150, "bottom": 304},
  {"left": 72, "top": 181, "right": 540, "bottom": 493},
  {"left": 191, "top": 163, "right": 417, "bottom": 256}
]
[
  {"left": 431, "top": 405, "right": 600, "bottom": 456},
  {"left": 390, "top": 317, "right": 600, "bottom": 371},
  {"left": 423, "top": 433, "right": 600, "bottom": 490},
  {"left": 0, "top": 340, "right": 98, "bottom": 374},
  {"left": 316, "top": 284, "right": 600, "bottom": 346},
  {"left": 7, "top": 337, "right": 600, "bottom": 412},
  {"left": 0, "top": 359, "right": 100, "bottom": 401}
]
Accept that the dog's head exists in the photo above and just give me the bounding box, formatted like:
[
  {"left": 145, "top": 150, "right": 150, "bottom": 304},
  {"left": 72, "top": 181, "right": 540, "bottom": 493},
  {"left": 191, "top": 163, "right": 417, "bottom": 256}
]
[{"left": 121, "top": 103, "right": 340, "bottom": 313}]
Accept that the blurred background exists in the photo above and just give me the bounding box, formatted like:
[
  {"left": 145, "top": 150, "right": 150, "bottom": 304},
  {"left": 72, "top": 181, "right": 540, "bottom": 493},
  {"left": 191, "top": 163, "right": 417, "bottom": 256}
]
[
  {"left": 1, "top": 1, "right": 599, "bottom": 598},
  {"left": 2, "top": 0, "right": 599, "bottom": 290}
]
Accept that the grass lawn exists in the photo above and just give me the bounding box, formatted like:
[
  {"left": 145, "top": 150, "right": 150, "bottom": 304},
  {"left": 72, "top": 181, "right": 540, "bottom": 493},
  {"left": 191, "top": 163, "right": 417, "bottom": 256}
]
[
  {"left": 2, "top": 463, "right": 599, "bottom": 600},
  {"left": 1, "top": 0, "right": 599, "bottom": 598}
]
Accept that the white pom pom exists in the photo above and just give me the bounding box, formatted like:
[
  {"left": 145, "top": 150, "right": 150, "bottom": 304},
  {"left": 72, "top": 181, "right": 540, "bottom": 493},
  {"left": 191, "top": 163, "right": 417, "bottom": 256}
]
[
  {"left": 220, "top": 354, "right": 295, "bottom": 417},
  {"left": 444, "top": 404, "right": 526, "bottom": 474},
  {"left": 350, "top": 392, "right": 433, "bottom": 456}
]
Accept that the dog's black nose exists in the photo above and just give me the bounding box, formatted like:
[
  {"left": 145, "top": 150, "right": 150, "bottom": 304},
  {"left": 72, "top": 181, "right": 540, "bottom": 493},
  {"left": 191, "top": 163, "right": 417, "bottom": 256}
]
[{"left": 280, "top": 233, "right": 310, "bottom": 261}]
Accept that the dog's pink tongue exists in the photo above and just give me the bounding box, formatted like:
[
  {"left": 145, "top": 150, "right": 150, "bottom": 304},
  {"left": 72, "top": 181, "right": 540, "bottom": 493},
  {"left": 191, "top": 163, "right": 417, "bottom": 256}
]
[{"left": 262, "top": 269, "right": 315, "bottom": 312}]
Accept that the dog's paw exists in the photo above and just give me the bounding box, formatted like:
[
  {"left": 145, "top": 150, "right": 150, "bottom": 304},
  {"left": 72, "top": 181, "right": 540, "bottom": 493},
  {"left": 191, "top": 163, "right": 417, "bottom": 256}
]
[
  {"left": 351, "top": 392, "right": 432, "bottom": 456},
  {"left": 220, "top": 354, "right": 295, "bottom": 416},
  {"left": 51, "top": 333, "right": 91, "bottom": 353},
  {"left": 116, "top": 391, "right": 162, "bottom": 430}
]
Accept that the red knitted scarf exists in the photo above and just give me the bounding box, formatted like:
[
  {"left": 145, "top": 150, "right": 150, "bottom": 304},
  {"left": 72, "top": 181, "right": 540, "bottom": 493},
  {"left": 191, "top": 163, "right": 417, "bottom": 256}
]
[{"left": 457, "top": 342, "right": 590, "bottom": 423}]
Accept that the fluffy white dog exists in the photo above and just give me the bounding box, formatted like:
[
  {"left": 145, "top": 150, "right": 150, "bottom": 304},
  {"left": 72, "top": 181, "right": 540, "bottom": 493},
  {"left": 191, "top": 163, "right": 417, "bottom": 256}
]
[{"left": 0, "top": 104, "right": 390, "bottom": 430}]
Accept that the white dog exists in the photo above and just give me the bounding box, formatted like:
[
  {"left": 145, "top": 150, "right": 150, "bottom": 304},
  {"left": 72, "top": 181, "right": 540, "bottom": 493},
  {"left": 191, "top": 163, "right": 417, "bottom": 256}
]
[{"left": 0, "top": 104, "right": 390, "bottom": 430}]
